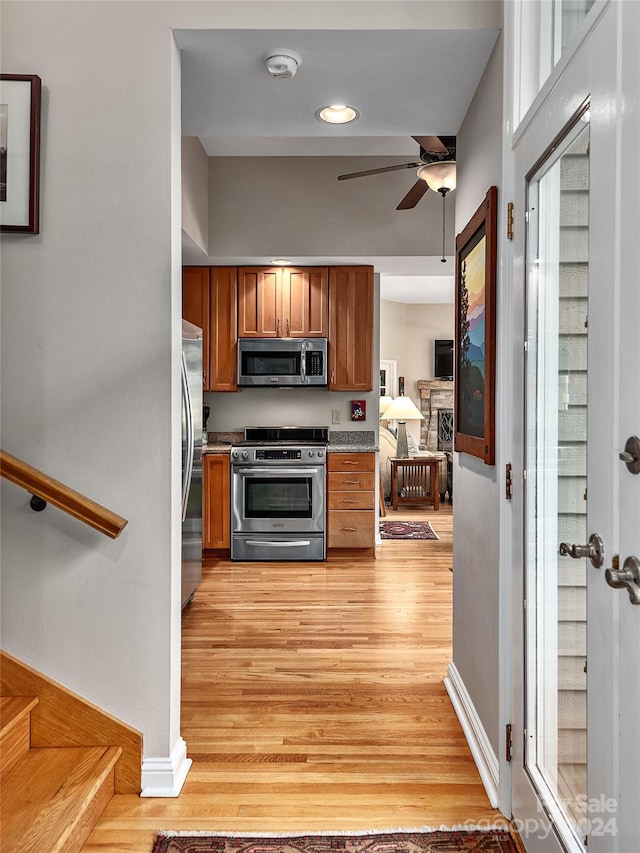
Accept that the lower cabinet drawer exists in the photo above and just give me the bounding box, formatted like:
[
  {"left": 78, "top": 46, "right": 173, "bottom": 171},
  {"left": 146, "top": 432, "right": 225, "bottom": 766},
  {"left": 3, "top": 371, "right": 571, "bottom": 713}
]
[
  {"left": 328, "top": 510, "right": 375, "bottom": 548},
  {"left": 327, "top": 490, "right": 375, "bottom": 511},
  {"left": 327, "top": 472, "right": 375, "bottom": 492}
]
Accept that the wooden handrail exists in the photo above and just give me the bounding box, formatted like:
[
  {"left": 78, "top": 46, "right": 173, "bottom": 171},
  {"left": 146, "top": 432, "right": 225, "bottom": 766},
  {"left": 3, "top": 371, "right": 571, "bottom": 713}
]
[{"left": 0, "top": 450, "right": 128, "bottom": 539}]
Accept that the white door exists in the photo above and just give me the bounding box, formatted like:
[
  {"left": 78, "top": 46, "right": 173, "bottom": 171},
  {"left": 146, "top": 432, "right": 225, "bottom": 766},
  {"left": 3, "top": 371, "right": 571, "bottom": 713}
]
[{"left": 510, "top": 4, "right": 640, "bottom": 852}]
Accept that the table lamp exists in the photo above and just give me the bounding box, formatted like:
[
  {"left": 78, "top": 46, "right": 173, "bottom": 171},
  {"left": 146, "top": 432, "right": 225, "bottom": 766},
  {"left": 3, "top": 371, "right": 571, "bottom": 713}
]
[
  {"left": 380, "top": 395, "right": 424, "bottom": 458},
  {"left": 379, "top": 396, "right": 393, "bottom": 416}
]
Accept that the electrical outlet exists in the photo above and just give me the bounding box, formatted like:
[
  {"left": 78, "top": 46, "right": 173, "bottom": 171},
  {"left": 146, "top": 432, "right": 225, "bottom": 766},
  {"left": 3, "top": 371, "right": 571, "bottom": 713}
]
[{"left": 331, "top": 410, "right": 342, "bottom": 424}]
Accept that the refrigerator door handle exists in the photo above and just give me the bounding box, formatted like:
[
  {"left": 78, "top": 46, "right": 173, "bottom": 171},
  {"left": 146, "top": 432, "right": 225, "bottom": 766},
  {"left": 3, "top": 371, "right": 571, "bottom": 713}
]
[{"left": 181, "top": 352, "right": 194, "bottom": 522}]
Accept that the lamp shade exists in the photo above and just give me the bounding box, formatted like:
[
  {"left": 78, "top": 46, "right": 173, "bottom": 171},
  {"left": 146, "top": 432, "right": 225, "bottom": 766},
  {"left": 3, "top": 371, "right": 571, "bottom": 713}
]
[
  {"left": 382, "top": 395, "right": 424, "bottom": 423},
  {"left": 417, "top": 160, "right": 457, "bottom": 192},
  {"left": 379, "top": 395, "right": 394, "bottom": 416}
]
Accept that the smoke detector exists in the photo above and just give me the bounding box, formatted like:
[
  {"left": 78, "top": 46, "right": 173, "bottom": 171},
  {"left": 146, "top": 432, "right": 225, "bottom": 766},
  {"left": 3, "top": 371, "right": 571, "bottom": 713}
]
[{"left": 262, "top": 49, "right": 302, "bottom": 80}]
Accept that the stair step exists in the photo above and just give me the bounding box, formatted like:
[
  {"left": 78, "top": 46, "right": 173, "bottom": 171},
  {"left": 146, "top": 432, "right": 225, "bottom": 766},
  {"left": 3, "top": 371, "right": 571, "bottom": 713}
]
[
  {"left": 0, "top": 744, "right": 122, "bottom": 853},
  {"left": 0, "top": 696, "right": 39, "bottom": 774}
]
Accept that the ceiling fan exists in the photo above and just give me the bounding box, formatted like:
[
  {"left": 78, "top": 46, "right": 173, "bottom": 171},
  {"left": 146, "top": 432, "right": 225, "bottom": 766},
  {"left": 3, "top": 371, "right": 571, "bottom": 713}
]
[{"left": 337, "top": 135, "right": 456, "bottom": 210}]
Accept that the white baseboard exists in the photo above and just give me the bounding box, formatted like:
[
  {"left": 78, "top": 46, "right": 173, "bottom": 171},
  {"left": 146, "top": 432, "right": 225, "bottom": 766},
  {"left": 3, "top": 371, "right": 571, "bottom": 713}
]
[
  {"left": 140, "top": 736, "right": 192, "bottom": 797},
  {"left": 444, "top": 663, "right": 499, "bottom": 808}
]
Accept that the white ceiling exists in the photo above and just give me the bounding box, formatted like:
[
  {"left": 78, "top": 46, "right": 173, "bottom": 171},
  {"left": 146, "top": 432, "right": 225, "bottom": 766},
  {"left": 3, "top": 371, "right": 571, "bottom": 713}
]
[{"left": 176, "top": 25, "right": 499, "bottom": 302}]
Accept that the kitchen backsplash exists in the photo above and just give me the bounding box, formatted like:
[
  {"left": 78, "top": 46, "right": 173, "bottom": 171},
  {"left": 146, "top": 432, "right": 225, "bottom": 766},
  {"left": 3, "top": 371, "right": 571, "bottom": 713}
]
[{"left": 204, "top": 387, "right": 379, "bottom": 433}]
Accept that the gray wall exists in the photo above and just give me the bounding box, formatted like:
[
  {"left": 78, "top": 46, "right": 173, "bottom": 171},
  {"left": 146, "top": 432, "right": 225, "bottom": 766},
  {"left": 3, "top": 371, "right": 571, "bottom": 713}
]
[
  {"left": 182, "top": 137, "right": 210, "bottom": 254},
  {"left": 452, "top": 33, "right": 504, "bottom": 756},
  {"left": 209, "top": 156, "right": 456, "bottom": 259},
  {"left": 0, "top": 1, "right": 182, "bottom": 762}
]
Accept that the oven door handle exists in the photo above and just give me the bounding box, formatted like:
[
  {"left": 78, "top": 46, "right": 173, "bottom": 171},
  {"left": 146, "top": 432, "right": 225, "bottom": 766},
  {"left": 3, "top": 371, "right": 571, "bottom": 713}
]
[
  {"left": 234, "top": 467, "right": 322, "bottom": 476},
  {"left": 245, "top": 539, "right": 313, "bottom": 548}
]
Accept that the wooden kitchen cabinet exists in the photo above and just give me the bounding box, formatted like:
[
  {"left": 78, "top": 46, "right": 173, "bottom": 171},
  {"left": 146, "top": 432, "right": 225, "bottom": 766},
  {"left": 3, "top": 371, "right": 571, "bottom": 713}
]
[
  {"left": 327, "top": 452, "right": 376, "bottom": 550},
  {"left": 209, "top": 267, "right": 238, "bottom": 392},
  {"left": 182, "top": 267, "right": 238, "bottom": 392},
  {"left": 182, "top": 266, "right": 210, "bottom": 387},
  {"left": 328, "top": 266, "right": 374, "bottom": 390},
  {"left": 238, "top": 267, "right": 328, "bottom": 338},
  {"left": 284, "top": 268, "right": 328, "bottom": 337},
  {"left": 203, "top": 454, "right": 230, "bottom": 550}
]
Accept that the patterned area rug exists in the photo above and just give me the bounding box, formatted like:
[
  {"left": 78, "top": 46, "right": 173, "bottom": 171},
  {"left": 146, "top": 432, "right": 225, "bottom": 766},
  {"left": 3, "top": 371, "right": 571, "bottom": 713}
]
[
  {"left": 380, "top": 521, "right": 439, "bottom": 540},
  {"left": 152, "top": 831, "right": 519, "bottom": 853}
]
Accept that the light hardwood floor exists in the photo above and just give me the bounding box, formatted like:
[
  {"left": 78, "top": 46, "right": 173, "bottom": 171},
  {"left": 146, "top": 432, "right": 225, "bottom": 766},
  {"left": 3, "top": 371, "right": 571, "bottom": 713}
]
[{"left": 83, "top": 503, "right": 508, "bottom": 852}]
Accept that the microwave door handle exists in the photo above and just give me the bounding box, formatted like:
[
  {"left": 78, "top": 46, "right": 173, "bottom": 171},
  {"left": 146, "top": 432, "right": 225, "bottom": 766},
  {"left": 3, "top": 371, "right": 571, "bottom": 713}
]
[{"left": 300, "top": 341, "right": 306, "bottom": 384}]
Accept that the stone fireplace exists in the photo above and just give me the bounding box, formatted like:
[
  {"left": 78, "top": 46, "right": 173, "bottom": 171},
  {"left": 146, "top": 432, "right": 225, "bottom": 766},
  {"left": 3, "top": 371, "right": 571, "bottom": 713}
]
[{"left": 417, "top": 380, "right": 454, "bottom": 452}]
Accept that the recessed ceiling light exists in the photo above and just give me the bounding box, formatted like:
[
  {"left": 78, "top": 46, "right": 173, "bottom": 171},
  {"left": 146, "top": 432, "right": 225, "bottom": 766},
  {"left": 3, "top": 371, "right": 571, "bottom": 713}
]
[
  {"left": 316, "top": 104, "right": 360, "bottom": 125},
  {"left": 271, "top": 258, "right": 292, "bottom": 266}
]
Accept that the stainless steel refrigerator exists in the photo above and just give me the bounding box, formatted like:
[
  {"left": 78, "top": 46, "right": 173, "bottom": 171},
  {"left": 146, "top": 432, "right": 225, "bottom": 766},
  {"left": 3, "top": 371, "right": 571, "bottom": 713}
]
[{"left": 181, "top": 320, "right": 203, "bottom": 608}]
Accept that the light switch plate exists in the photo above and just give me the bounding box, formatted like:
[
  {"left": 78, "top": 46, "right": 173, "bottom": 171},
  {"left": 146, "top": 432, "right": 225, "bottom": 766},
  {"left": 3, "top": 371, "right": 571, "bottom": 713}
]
[{"left": 331, "top": 410, "right": 342, "bottom": 424}]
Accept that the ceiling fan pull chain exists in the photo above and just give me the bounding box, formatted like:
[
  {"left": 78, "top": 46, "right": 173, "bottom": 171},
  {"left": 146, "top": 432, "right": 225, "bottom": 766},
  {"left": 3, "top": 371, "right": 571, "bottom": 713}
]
[{"left": 441, "top": 190, "right": 446, "bottom": 263}]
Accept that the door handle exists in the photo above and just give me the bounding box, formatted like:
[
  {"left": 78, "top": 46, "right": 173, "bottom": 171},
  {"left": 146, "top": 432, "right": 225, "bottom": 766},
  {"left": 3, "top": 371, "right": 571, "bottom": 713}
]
[
  {"left": 605, "top": 556, "right": 640, "bottom": 605},
  {"left": 559, "top": 532, "right": 604, "bottom": 568}
]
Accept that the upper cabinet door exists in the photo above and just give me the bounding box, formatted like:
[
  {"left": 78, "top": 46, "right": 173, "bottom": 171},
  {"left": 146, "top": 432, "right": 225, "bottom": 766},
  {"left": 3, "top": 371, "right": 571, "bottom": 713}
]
[
  {"left": 284, "top": 267, "right": 329, "bottom": 338},
  {"left": 182, "top": 266, "right": 210, "bottom": 389},
  {"left": 238, "top": 268, "right": 280, "bottom": 337},
  {"left": 209, "top": 267, "right": 238, "bottom": 392},
  {"left": 328, "top": 266, "right": 374, "bottom": 391}
]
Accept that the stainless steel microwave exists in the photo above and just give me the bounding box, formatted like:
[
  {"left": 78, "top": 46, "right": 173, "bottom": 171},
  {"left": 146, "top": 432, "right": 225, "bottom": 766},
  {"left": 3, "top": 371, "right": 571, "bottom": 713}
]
[{"left": 237, "top": 338, "right": 328, "bottom": 387}]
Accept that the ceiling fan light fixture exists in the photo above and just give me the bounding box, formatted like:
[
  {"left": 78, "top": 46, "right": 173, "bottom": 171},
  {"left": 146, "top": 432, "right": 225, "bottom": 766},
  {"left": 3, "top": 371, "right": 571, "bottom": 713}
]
[
  {"left": 316, "top": 104, "right": 359, "bottom": 124},
  {"left": 417, "top": 160, "right": 457, "bottom": 193}
]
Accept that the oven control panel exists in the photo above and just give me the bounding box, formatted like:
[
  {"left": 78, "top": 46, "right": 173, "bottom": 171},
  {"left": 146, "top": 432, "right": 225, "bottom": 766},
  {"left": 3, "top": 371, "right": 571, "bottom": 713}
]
[
  {"left": 231, "top": 445, "right": 326, "bottom": 464},
  {"left": 257, "top": 449, "right": 301, "bottom": 460}
]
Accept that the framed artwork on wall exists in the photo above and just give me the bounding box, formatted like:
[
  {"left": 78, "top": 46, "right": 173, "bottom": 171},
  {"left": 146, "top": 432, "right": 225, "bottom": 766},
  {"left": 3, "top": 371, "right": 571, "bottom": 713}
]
[
  {"left": 0, "top": 74, "right": 42, "bottom": 233},
  {"left": 351, "top": 400, "right": 366, "bottom": 421},
  {"left": 454, "top": 185, "right": 498, "bottom": 465}
]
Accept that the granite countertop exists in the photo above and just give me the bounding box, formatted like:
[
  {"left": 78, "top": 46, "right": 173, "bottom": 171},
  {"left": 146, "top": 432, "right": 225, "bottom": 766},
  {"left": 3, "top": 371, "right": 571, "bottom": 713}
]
[
  {"left": 327, "top": 430, "right": 378, "bottom": 453},
  {"left": 203, "top": 430, "right": 378, "bottom": 453},
  {"left": 202, "top": 431, "right": 242, "bottom": 453}
]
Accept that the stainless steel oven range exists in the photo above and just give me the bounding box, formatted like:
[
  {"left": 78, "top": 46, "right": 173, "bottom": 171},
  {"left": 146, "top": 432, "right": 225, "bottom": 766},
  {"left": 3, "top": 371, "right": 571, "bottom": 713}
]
[{"left": 230, "top": 427, "right": 329, "bottom": 561}]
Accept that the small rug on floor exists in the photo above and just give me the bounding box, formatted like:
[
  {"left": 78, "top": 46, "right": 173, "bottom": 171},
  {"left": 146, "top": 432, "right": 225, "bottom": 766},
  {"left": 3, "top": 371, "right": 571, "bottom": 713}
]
[
  {"left": 152, "top": 830, "right": 518, "bottom": 853},
  {"left": 380, "top": 520, "right": 439, "bottom": 540}
]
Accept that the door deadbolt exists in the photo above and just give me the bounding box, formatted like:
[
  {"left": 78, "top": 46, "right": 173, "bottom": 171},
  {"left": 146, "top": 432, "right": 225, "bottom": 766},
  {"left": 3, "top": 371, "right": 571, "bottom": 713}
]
[
  {"left": 559, "top": 532, "right": 604, "bottom": 568},
  {"left": 605, "top": 556, "right": 640, "bottom": 605},
  {"left": 619, "top": 436, "right": 640, "bottom": 474}
]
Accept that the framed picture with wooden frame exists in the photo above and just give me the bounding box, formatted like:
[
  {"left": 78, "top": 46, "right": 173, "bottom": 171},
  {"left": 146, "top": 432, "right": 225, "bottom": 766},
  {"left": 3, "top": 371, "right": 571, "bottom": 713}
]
[
  {"left": 454, "top": 185, "right": 497, "bottom": 465},
  {"left": 0, "top": 74, "right": 42, "bottom": 233}
]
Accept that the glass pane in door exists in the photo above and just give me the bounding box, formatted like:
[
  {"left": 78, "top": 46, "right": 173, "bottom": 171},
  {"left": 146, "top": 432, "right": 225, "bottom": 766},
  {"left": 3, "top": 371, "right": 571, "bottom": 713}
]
[
  {"left": 553, "top": 1, "right": 596, "bottom": 64},
  {"left": 525, "top": 115, "right": 590, "bottom": 849}
]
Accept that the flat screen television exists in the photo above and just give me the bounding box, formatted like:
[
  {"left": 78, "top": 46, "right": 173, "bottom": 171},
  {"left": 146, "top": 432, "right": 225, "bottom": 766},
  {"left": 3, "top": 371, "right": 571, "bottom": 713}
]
[{"left": 434, "top": 339, "right": 454, "bottom": 380}]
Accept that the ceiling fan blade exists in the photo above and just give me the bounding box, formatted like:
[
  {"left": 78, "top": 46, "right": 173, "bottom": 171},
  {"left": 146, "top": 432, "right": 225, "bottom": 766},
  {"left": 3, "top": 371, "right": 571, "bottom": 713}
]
[
  {"left": 337, "top": 162, "right": 421, "bottom": 181},
  {"left": 396, "top": 179, "right": 429, "bottom": 211},
  {"left": 411, "top": 135, "right": 448, "bottom": 154}
]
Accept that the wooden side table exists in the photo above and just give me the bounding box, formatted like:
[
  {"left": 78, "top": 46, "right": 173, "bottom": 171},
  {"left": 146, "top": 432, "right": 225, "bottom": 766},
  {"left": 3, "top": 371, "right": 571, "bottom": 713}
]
[{"left": 390, "top": 457, "right": 440, "bottom": 511}]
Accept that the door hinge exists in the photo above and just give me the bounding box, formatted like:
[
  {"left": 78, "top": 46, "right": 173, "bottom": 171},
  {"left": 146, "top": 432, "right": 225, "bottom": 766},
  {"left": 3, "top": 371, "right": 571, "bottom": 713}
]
[
  {"left": 505, "top": 463, "right": 513, "bottom": 500},
  {"left": 507, "top": 202, "right": 514, "bottom": 240},
  {"left": 505, "top": 723, "right": 513, "bottom": 762}
]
